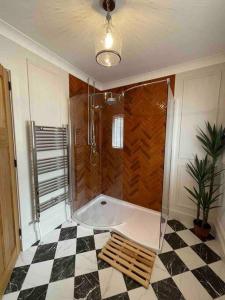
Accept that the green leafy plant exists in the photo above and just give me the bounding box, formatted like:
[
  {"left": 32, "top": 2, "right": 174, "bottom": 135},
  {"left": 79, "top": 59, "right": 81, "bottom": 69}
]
[
  {"left": 185, "top": 122, "right": 225, "bottom": 229},
  {"left": 185, "top": 155, "right": 211, "bottom": 222}
]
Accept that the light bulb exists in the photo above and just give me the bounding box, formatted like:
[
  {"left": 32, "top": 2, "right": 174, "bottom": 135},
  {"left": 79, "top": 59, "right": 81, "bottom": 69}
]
[{"left": 104, "top": 31, "right": 113, "bottom": 49}]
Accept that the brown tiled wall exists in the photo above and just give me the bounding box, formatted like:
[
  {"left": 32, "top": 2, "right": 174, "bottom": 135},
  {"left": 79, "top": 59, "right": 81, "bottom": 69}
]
[
  {"left": 101, "top": 76, "right": 175, "bottom": 211},
  {"left": 69, "top": 74, "right": 175, "bottom": 212}
]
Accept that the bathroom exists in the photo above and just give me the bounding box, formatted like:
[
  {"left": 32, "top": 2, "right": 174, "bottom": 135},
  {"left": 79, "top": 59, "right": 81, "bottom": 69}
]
[{"left": 0, "top": 1, "right": 225, "bottom": 299}]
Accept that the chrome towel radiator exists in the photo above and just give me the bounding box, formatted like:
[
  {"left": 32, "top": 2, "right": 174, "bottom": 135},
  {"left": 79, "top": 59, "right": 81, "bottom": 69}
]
[{"left": 29, "top": 121, "right": 71, "bottom": 240}]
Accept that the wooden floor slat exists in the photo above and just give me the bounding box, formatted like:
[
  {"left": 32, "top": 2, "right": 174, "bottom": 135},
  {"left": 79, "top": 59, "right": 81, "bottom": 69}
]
[
  {"left": 108, "top": 240, "right": 153, "bottom": 267},
  {"left": 113, "top": 234, "right": 156, "bottom": 257},
  {"left": 111, "top": 236, "right": 155, "bottom": 262},
  {"left": 98, "top": 234, "right": 156, "bottom": 289},
  {"left": 105, "top": 243, "right": 151, "bottom": 272}
]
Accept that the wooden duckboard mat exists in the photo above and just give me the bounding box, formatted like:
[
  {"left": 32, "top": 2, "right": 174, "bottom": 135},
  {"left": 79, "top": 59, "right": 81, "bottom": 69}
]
[{"left": 98, "top": 233, "right": 156, "bottom": 288}]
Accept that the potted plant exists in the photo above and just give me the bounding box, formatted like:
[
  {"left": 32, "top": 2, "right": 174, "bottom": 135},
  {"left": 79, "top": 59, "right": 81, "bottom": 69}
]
[
  {"left": 185, "top": 122, "right": 225, "bottom": 239},
  {"left": 185, "top": 155, "right": 211, "bottom": 230}
]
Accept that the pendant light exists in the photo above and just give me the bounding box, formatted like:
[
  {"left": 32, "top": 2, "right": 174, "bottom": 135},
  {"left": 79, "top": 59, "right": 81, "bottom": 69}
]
[{"left": 95, "top": 0, "right": 122, "bottom": 67}]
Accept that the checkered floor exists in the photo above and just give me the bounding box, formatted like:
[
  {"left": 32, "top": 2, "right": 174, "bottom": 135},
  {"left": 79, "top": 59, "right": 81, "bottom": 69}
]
[{"left": 3, "top": 219, "right": 225, "bottom": 300}]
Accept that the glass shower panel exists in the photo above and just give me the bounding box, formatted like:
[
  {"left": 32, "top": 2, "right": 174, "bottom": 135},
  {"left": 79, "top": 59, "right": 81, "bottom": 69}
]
[
  {"left": 72, "top": 92, "right": 125, "bottom": 227},
  {"left": 160, "top": 84, "right": 175, "bottom": 249},
  {"left": 101, "top": 94, "right": 124, "bottom": 201},
  {"left": 69, "top": 91, "right": 101, "bottom": 213},
  {"left": 122, "top": 80, "right": 169, "bottom": 251}
]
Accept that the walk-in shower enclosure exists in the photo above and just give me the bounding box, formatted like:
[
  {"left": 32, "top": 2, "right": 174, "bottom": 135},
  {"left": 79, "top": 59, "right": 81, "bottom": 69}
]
[{"left": 69, "top": 76, "right": 175, "bottom": 251}]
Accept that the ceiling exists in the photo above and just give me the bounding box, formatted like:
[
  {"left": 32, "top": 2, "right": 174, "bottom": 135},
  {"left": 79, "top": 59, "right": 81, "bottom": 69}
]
[{"left": 0, "top": 0, "right": 225, "bottom": 84}]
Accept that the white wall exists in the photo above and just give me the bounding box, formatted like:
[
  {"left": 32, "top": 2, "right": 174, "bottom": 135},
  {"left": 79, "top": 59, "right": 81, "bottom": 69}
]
[
  {"left": 0, "top": 34, "right": 70, "bottom": 249},
  {"left": 169, "top": 63, "right": 225, "bottom": 253}
]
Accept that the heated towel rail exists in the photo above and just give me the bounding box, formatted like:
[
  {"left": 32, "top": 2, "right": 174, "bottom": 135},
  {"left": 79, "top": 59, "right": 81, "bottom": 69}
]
[{"left": 29, "top": 121, "right": 70, "bottom": 230}]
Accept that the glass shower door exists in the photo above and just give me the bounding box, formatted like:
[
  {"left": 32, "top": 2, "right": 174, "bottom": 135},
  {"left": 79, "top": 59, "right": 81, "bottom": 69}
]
[{"left": 160, "top": 84, "right": 175, "bottom": 249}]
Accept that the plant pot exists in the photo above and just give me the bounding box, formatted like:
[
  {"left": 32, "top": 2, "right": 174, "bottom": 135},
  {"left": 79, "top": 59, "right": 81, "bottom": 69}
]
[{"left": 193, "top": 220, "right": 211, "bottom": 240}]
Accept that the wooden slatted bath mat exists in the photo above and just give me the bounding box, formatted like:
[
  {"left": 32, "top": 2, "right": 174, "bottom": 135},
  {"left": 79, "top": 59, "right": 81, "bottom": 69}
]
[{"left": 98, "top": 233, "right": 156, "bottom": 288}]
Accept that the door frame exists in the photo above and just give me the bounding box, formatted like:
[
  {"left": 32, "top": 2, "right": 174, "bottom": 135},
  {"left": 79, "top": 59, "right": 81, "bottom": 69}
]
[{"left": 0, "top": 66, "right": 21, "bottom": 295}]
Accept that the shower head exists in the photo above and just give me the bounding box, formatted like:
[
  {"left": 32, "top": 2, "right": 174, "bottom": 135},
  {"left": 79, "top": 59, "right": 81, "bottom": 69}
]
[
  {"left": 105, "top": 92, "right": 121, "bottom": 105},
  {"left": 106, "top": 97, "right": 117, "bottom": 105},
  {"left": 90, "top": 92, "right": 122, "bottom": 108}
]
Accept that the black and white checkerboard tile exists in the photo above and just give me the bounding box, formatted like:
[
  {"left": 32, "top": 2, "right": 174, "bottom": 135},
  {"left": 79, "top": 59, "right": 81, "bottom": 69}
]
[{"left": 3, "top": 219, "right": 225, "bottom": 300}]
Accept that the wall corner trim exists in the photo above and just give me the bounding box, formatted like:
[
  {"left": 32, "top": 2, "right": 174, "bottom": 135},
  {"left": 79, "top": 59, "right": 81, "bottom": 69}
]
[{"left": 0, "top": 18, "right": 103, "bottom": 90}]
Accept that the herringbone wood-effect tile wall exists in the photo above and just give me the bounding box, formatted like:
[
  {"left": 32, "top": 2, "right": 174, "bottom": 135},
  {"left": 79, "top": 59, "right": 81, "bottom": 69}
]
[{"left": 102, "top": 76, "right": 175, "bottom": 211}]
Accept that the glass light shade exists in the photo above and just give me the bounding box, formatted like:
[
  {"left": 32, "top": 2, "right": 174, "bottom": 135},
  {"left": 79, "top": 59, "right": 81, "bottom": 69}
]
[{"left": 95, "top": 22, "right": 122, "bottom": 67}]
